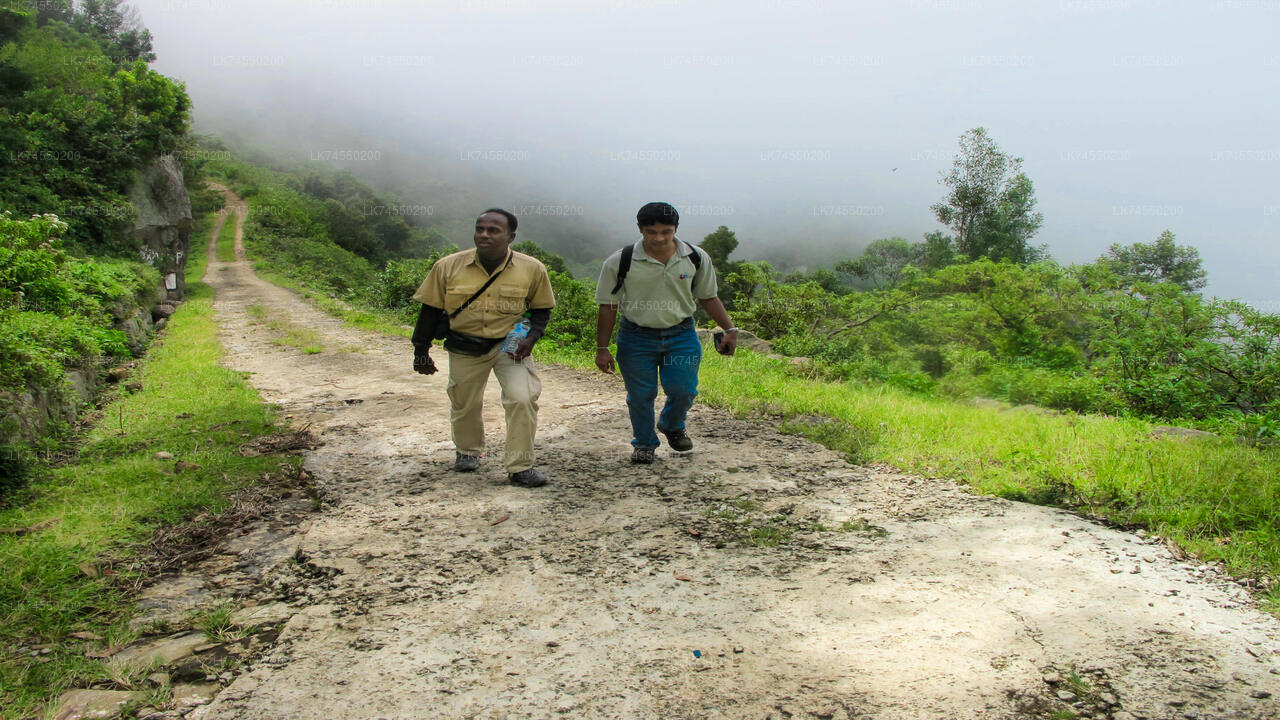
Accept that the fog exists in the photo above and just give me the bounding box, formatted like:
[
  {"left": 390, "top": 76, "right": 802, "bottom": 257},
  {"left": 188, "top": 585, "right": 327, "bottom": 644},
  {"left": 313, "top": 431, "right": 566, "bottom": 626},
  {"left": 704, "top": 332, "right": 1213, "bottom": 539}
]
[{"left": 134, "top": 0, "right": 1278, "bottom": 305}]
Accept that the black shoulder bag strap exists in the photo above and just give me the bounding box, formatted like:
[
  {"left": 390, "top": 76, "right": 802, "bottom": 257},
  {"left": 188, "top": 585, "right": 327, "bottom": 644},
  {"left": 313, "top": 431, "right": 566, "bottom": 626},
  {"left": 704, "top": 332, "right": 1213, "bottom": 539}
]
[
  {"left": 433, "top": 253, "right": 510, "bottom": 339},
  {"left": 450, "top": 253, "right": 511, "bottom": 320}
]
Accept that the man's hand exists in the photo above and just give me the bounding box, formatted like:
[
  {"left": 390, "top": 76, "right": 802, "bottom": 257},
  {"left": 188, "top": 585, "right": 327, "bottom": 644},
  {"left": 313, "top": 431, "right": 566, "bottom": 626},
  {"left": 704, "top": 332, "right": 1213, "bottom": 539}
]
[
  {"left": 595, "top": 347, "right": 615, "bottom": 373},
  {"left": 716, "top": 331, "right": 738, "bottom": 356},
  {"left": 413, "top": 353, "right": 437, "bottom": 375},
  {"left": 509, "top": 337, "right": 535, "bottom": 361}
]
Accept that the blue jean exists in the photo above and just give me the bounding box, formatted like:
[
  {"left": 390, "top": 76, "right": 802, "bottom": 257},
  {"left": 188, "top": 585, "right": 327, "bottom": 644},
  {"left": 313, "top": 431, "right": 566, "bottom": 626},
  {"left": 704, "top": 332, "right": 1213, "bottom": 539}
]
[{"left": 615, "top": 317, "right": 702, "bottom": 449}]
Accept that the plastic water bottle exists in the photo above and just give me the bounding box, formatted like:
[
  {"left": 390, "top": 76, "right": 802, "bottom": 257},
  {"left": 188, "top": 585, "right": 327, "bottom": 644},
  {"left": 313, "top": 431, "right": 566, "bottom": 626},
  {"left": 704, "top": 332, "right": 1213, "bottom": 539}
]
[{"left": 501, "top": 313, "right": 531, "bottom": 355}]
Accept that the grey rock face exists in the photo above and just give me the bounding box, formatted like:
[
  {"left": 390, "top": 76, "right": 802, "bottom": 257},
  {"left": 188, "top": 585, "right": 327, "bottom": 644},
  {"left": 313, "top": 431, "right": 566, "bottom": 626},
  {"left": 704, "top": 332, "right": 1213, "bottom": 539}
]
[
  {"left": 130, "top": 153, "right": 192, "bottom": 301},
  {"left": 695, "top": 328, "right": 774, "bottom": 354}
]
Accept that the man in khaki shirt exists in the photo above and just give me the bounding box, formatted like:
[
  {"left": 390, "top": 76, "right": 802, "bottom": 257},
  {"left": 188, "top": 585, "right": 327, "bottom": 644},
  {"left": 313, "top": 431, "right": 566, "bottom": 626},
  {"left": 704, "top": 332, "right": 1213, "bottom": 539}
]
[{"left": 411, "top": 209, "right": 556, "bottom": 487}]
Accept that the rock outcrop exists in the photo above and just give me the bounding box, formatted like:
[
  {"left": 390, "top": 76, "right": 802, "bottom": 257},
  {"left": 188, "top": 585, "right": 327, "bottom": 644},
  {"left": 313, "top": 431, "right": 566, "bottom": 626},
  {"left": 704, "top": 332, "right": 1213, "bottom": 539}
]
[
  {"left": 129, "top": 153, "right": 193, "bottom": 301},
  {"left": 695, "top": 328, "right": 773, "bottom": 354},
  {"left": 1, "top": 156, "right": 189, "bottom": 455}
]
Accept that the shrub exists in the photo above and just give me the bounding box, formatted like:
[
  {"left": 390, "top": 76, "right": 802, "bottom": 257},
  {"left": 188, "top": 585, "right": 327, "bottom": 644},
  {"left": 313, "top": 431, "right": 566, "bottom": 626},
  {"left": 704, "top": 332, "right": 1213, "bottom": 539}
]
[
  {"left": 0, "top": 213, "right": 149, "bottom": 394},
  {"left": 0, "top": 443, "right": 34, "bottom": 500},
  {"left": 366, "top": 250, "right": 456, "bottom": 313},
  {"left": 543, "top": 270, "right": 597, "bottom": 351}
]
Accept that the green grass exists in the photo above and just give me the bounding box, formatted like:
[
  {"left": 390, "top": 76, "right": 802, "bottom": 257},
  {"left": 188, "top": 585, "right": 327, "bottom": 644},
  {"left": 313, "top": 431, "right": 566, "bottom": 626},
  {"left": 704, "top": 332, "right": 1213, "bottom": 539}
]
[
  {"left": 214, "top": 209, "right": 238, "bottom": 263},
  {"left": 699, "top": 350, "right": 1280, "bottom": 605},
  {"left": 244, "top": 303, "right": 325, "bottom": 354},
  {"left": 253, "top": 266, "right": 412, "bottom": 338},
  {"left": 190, "top": 601, "right": 238, "bottom": 643},
  {"left": 0, "top": 218, "right": 299, "bottom": 718},
  {"left": 748, "top": 523, "right": 791, "bottom": 547},
  {"left": 537, "top": 344, "right": 1280, "bottom": 609}
]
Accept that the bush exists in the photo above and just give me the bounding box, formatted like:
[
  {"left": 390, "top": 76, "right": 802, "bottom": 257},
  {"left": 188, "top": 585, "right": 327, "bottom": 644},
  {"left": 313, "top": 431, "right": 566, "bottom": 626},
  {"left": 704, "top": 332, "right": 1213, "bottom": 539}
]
[
  {"left": 366, "top": 249, "right": 457, "bottom": 314},
  {"left": 0, "top": 443, "right": 34, "bottom": 500},
  {"left": 0, "top": 213, "right": 147, "bottom": 393},
  {"left": 543, "top": 270, "right": 598, "bottom": 351},
  {"left": 0, "top": 309, "right": 128, "bottom": 390}
]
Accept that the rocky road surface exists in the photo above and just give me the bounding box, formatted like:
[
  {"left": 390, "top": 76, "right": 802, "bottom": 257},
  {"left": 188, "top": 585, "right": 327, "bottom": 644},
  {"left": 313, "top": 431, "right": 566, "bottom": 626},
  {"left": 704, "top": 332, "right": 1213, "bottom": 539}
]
[{"left": 182, "top": 188, "right": 1280, "bottom": 719}]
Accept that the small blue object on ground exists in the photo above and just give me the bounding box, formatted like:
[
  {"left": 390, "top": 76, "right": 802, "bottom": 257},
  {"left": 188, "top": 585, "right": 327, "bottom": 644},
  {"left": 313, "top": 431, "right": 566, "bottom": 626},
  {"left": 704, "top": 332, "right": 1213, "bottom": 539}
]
[{"left": 692, "top": 649, "right": 702, "bottom": 658}]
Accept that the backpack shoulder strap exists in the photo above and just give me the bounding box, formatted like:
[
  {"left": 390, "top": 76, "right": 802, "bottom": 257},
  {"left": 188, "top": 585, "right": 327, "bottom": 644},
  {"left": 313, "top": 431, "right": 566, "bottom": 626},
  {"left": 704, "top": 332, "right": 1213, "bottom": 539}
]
[
  {"left": 684, "top": 240, "right": 703, "bottom": 272},
  {"left": 610, "top": 244, "right": 634, "bottom": 295}
]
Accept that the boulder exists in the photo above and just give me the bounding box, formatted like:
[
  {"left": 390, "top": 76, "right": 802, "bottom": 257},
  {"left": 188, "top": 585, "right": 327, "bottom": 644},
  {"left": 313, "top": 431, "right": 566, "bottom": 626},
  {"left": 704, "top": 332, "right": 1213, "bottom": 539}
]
[
  {"left": 129, "top": 154, "right": 192, "bottom": 301},
  {"left": 51, "top": 689, "right": 137, "bottom": 720},
  {"left": 113, "top": 632, "right": 207, "bottom": 667},
  {"left": 695, "top": 328, "right": 773, "bottom": 354},
  {"left": 1152, "top": 425, "right": 1217, "bottom": 440}
]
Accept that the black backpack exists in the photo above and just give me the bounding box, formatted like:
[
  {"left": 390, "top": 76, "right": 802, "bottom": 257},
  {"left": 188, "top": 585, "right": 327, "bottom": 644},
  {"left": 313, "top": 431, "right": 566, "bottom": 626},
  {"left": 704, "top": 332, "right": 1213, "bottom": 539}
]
[{"left": 610, "top": 240, "right": 703, "bottom": 295}]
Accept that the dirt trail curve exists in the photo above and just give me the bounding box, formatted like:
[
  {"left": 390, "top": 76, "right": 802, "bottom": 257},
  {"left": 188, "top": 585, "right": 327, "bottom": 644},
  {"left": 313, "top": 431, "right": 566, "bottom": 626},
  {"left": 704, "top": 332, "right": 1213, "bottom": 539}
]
[{"left": 189, "top": 187, "right": 1279, "bottom": 720}]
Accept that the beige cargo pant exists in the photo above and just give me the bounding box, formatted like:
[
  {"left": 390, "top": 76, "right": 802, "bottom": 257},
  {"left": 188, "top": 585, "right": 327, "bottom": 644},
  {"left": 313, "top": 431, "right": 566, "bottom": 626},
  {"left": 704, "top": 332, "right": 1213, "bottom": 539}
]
[{"left": 445, "top": 345, "right": 541, "bottom": 473}]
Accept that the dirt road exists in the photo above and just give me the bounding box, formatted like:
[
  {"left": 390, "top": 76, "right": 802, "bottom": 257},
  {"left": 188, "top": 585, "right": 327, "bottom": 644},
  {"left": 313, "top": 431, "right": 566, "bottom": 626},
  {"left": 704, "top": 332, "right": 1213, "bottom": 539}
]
[{"left": 190, "top": 189, "right": 1280, "bottom": 719}]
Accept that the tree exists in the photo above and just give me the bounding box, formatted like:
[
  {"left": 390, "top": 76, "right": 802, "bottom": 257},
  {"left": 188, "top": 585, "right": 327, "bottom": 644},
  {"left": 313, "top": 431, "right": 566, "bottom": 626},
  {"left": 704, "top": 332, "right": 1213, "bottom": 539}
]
[
  {"left": 979, "top": 173, "right": 1048, "bottom": 264},
  {"left": 70, "top": 0, "right": 154, "bottom": 63},
  {"left": 913, "top": 231, "right": 961, "bottom": 271},
  {"left": 30, "top": 1, "right": 74, "bottom": 27},
  {"left": 838, "top": 237, "right": 916, "bottom": 289},
  {"left": 700, "top": 225, "right": 749, "bottom": 308},
  {"left": 699, "top": 225, "right": 738, "bottom": 267},
  {"left": 931, "top": 127, "right": 1044, "bottom": 264},
  {"left": 512, "top": 241, "right": 568, "bottom": 274},
  {"left": 1102, "top": 230, "right": 1207, "bottom": 292}
]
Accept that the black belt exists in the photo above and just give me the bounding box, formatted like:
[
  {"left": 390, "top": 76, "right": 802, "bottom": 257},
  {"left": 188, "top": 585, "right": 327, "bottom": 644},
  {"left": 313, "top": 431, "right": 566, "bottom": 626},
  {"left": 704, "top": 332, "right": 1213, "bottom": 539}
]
[{"left": 620, "top": 316, "right": 694, "bottom": 334}]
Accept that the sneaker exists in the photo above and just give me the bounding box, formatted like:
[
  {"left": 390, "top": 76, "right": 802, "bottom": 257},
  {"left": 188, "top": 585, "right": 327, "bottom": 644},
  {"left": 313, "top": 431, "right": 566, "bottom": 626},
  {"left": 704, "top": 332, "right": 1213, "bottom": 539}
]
[
  {"left": 509, "top": 468, "right": 548, "bottom": 487},
  {"left": 631, "top": 447, "right": 656, "bottom": 464},
  {"left": 660, "top": 428, "right": 694, "bottom": 452},
  {"left": 453, "top": 453, "right": 479, "bottom": 472}
]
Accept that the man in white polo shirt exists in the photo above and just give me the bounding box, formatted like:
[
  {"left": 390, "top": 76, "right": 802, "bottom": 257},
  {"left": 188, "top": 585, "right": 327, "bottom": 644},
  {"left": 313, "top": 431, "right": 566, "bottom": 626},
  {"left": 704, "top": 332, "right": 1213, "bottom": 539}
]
[{"left": 594, "top": 202, "right": 739, "bottom": 464}]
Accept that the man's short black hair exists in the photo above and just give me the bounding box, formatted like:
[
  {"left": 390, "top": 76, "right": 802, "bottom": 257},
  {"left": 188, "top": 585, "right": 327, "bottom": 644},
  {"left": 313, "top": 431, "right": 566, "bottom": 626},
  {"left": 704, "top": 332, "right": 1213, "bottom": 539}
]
[
  {"left": 479, "top": 208, "right": 518, "bottom": 232},
  {"left": 636, "top": 202, "right": 679, "bottom": 228}
]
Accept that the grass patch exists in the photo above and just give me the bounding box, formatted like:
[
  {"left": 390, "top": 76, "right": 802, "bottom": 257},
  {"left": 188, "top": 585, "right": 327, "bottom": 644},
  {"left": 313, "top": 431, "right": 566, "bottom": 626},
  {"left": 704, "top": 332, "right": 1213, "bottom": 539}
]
[
  {"left": 190, "top": 601, "right": 238, "bottom": 644},
  {"left": 0, "top": 219, "right": 299, "bottom": 717},
  {"left": 748, "top": 523, "right": 791, "bottom": 547},
  {"left": 214, "top": 210, "right": 238, "bottom": 263},
  {"left": 840, "top": 518, "right": 889, "bottom": 537},
  {"left": 694, "top": 350, "right": 1280, "bottom": 605},
  {"left": 244, "top": 303, "right": 324, "bottom": 354},
  {"left": 700, "top": 498, "right": 836, "bottom": 549},
  {"left": 267, "top": 320, "right": 324, "bottom": 354},
  {"left": 253, "top": 266, "right": 411, "bottom": 339}
]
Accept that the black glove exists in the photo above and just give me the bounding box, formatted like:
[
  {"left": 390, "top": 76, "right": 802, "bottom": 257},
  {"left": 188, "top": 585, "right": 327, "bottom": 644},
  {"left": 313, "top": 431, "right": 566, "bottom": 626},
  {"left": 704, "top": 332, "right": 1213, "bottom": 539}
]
[{"left": 413, "top": 353, "right": 437, "bottom": 375}]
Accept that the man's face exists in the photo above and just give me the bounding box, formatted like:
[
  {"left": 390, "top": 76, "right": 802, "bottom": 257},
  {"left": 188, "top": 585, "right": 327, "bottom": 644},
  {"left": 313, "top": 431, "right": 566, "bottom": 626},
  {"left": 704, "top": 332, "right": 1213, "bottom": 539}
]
[
  {"left": 474, "top": 212, "right": 515, "bottom": 258},
  {"left": 639, "top": 223, "right": 677, "bottom": 245}
]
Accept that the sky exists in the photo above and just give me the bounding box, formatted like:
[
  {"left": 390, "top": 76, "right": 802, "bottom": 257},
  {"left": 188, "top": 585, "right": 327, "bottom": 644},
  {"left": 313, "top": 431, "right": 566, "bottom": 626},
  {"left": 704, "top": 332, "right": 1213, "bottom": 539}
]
[{"left": 133, "top": 0, "right": 1279, "bottom": 306}]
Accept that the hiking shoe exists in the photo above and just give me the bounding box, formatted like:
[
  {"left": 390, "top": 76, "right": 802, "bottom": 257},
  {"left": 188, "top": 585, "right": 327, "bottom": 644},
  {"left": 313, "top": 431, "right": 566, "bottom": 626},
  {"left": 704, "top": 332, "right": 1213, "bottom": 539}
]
[
  {"left": 660, "top": 428, "right": 694, "bottom": 452},
  {"left": 453, "top": 453, "right": 479, "bottom": 472},
  {"left": 631, "top": 447, "right": 656, "bottom": 464},
  {"left": 509, "top": 468, "right": 548, "bottom": 488}
]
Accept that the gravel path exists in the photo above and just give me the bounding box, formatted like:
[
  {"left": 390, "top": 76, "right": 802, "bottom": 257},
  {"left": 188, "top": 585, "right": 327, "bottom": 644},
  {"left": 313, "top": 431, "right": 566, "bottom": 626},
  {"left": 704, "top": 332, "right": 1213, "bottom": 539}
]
[{"left": 190, "top": 187, "right": 1280, "bottom": 720}]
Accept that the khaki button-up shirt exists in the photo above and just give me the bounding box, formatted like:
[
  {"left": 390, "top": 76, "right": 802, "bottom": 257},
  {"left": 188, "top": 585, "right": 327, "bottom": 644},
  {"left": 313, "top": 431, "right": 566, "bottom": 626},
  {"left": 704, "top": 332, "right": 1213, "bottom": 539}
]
[
  {"left": 595, "top": 240, "right": 718, "bottom": 328},
  {"left": 413, "top": 249, "right": 555, "bottom": 338}
]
